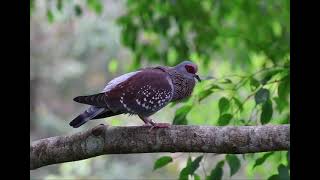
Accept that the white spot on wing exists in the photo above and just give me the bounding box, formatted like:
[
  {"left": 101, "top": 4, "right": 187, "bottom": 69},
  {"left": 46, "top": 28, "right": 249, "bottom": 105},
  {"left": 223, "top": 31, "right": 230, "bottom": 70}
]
[
  {"left": 136, "top": 99, "right": 141, "bottom": 105},
  {"left": 102, "top": 71, "right": 141, "bottom": 92}
]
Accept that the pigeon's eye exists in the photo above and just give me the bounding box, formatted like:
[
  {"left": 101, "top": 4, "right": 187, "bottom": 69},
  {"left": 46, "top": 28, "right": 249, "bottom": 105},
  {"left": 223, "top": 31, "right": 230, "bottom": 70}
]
[{"left": 185, "top": 65, "right": 196, "bottom": 74}]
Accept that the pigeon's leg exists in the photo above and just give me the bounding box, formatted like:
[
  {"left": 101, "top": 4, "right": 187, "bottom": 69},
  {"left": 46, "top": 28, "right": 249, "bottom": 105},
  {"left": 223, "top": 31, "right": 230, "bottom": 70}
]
[
  {"left": 138, "top": 115, "right": 170, "bottom": 131},
  {"left": 140, "top": 116, "right": 152, "bottom": 126}
]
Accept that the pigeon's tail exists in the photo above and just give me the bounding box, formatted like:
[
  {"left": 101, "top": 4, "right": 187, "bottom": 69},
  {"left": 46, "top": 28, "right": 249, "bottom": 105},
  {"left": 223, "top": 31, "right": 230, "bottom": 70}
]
[
  {"left": 73, "top": 93, "right": 107, "bottom": 107},
  {"left": 69, "top": 106, "right": 105, "bottom": 128}
]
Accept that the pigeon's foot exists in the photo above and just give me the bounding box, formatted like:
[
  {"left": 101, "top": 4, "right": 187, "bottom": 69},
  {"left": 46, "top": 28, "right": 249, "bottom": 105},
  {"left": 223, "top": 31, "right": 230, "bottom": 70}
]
[
  {"left": 148, "top": 122, "right": 171, "bottom": 132},
  {"left": 151, "top": 122, "right": 171, "bottom": 128},
  {"left": 138, "top": 115, "right": 170, "bottom": 131}
]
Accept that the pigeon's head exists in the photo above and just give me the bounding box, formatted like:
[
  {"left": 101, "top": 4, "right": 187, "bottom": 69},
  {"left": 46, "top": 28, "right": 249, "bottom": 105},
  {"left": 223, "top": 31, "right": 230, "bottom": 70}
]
[{"left": 174, "top": 60, "right": 201, "bottom": 82}]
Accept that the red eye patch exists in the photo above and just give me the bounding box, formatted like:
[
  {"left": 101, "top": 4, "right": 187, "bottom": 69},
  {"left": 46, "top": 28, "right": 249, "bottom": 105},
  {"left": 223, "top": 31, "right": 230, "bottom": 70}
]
[{"left": 185, "top": 65, "right": 196, "bottom": 74}]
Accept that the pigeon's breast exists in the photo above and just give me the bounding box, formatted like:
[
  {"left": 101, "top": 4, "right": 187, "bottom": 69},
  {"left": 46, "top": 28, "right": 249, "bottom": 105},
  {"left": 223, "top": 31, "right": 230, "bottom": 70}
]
[{"left": 169, "top": 71, "right": 196, "bottom": 101}]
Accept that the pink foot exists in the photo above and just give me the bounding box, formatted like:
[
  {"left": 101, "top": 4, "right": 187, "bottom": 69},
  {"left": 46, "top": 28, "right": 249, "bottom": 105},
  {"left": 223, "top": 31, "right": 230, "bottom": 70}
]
[
  {"left": 148, "top": 123, "right": 171, "bottom": 132},
  {"left": 153, "top": 123, "right": 171, "bottom": 128}
]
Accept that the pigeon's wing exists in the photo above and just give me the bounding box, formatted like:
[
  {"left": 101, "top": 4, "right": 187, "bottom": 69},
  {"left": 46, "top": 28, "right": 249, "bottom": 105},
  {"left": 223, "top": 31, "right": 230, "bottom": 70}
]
[
  {"left": 91, "top": 109, "right": 122, "bottom": 119},
  {"left": 73, "top": 68, "right": 174, "bottom": 115},
  {"left": 104, "top": 68, "right": 174, "bottom": 115},
  {"left": 73, "top": 71, "right": 141, "bottom": 107}
]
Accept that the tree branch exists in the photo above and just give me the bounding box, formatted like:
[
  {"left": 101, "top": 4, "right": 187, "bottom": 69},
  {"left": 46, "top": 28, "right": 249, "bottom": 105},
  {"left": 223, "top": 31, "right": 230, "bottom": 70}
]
[{"left": 30, "top": 124, "right": 290, "bottom": 170}]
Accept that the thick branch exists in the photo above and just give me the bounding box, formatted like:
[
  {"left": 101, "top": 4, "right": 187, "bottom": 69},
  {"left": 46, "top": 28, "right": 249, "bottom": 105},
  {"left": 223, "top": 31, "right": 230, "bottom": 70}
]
[{"left": 30, "top": 124, "right": 289, "bottom": 170}]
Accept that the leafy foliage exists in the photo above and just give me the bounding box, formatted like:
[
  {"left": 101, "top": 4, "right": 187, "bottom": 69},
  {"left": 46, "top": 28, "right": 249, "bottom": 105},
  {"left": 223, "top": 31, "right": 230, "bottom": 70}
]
[
  {"left": 179, "top": 155, "right": 203, "bottom": 180},
  {"left": 153, "top": 156, "right": 173, "bottom": 171},
  {"left": 218, "top": 114, "right": 233, "bottom": 126},
  {"left": 268, "top": 164, "right": 290, "bottom": 180},
  {"left": 255, "top": 88, "right": 270, "bottom": 105},
  {"left": 261, "top": 99, "right": 273, "bottom": 124},
  {"left": 278, "top": 75, "right": 290, "bottom": 100},
  {"left": 87, "top": 0, "right": 103, "bottom": 15},
  {"left": 46, "top": 9, "right": 54, "bottom": 23},
  {"left": 226, "top": 155, "right": 241, "bottom": 176},
  {"left": 74, "top": 4, "right": 83, "bottom": 17},
  {"left": 207, "top": 160, "right": 224, "bottom": 180},
  {"left": 218, "top": 97, "right": 230, "bottom": 115},
  {"left": 250, "top": 77, "right": 260, "bottom": 90},
  {"left": 172, "top": 105, "right": 192, "bottom": 125},
  {"left": 253, "top": 152, "right": 274, "bottom": 169}
]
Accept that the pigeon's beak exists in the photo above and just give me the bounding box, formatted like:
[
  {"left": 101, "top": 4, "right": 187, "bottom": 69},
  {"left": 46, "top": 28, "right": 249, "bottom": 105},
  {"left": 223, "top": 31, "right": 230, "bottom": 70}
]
[{"left": 194, "top": 74, "right": 201, "bottom": 82}]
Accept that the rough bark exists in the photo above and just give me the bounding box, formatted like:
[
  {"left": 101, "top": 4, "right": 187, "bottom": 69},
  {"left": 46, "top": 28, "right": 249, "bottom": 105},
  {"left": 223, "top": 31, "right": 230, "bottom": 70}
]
[{"left": 30, "top": 124, "right": 289, "bottom": 170}]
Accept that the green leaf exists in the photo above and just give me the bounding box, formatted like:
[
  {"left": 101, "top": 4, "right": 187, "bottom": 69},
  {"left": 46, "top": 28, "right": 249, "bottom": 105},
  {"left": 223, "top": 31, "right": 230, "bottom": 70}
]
[
  {"left": 179, "top": 156, "right": 192, "bottom": 180},
  {"left": 153, "top": 156, "right": 173, "bottom": 171},
  {"left": 74, "top": 4, "right": 82, "bottom": 16},
  {"left": 194, "top": 174, "right": 201, "bottom": 180},
  {"left": 260, "top": 75, "right": 273, "bottom": 85},
  {"left": 267, "top": 164, "right": 289, "bottom": 180},
  {"left": 156, "top": 17, "right": 170, "bottom": 35},
  {"left": 30, "top": 0, "right": 35, "bottom": 15},
  {"left": 280, "top": 114, "right": 290, "bottom": 124},
  {"left": 260, "top": 69, "right": 283, "bottom": 85},
  {"left": 172, "top": 105, "right": 192, "bottom": 125},
  {"left": 189, "top": 155, "right": 203, "bottom": 175},
  {"left": 179, "top": 167, "right": 189, "bottom": 180},
  {"left": 210, "top": 84, "right": 222, "bottom": 90},
  {"left": 57, "top": 0, "right": 63, "bottom": 11},
  {"left": 47, "top": 10, "right": 54, "bottom": 23},
  {"left": 207, "top": 161, "right": 224, "bottom": 180},
  {"left": 87, "top": 0, "right": 103, "bottom": 15},
  {"left": 179, "top": 156, "right": 203, "bottom": 180},
  {"left": 273, "top": 97, "right": 288, "bottom": 113},
  {"left": 122, "top": 24, "right": 137, "bottom": 50},
  {"left": 261, "top": 99, "right": 273, "bottom": 124},
  {"left": 94, "top": 3, "right": 103, "bottom": 14},
  {"left": 268, "top": 175, "right": 279, "bottom": 180},
  {"left": 250, "top": 77, "right": 260, "bottom": 90},
  {"left": 232, "top": 97, "right": 243, "bottom": 112},
  {"left": 278, "top": 75, "right": 290, "bottom": 100},
  {"left": 278, "top": 164, "right": 290, "bottom": 180},
  {"left": 221, "top": 78, "right": 232, "bottom": 84},
  {"left": 253, "top": 152, "right": 274, "bottom": 169},
  {"left": 255, "top": 88, "right": 270, "bottom": 105},
  {"left": 218, "top": 97, "right": 230, "bottom": 115},
  {"left": 287, "top": 151, "right": 290, "bottom": 168},
  {"left": 218, "top": 114, "right": 233, "bottom": 126},
  {"left": 108, "top": 59, "right": 118, "bottom": 74},
  {"left": 226, "top": 155, "right": 241, "bottom": 176},
  {"left": 198, "top": 89, "right": 214, "bottom": 102}
]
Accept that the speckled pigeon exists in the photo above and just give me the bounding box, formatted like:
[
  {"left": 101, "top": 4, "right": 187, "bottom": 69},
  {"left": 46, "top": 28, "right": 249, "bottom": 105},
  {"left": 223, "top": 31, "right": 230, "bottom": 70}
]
[{"left": 69, "top": 60, "right": 201, "bottom": 129}]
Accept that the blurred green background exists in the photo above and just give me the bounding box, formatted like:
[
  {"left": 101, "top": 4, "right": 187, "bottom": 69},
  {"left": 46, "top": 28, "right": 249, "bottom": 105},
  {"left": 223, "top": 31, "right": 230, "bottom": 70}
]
[{"left": 30, "top": 0, "right": 290, "bottom": 179}]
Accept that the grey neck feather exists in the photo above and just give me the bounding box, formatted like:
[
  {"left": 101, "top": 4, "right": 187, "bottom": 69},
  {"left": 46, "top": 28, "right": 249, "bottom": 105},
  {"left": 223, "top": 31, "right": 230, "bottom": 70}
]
[{"left": 167, "top": 68, "right": 196, "bottom": 101}]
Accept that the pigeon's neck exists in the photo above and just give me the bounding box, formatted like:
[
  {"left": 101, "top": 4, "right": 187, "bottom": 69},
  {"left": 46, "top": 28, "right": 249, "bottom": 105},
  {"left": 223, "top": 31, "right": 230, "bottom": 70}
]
[{"left": 167, "top": 68, "right": 196, "bottom": 101}]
